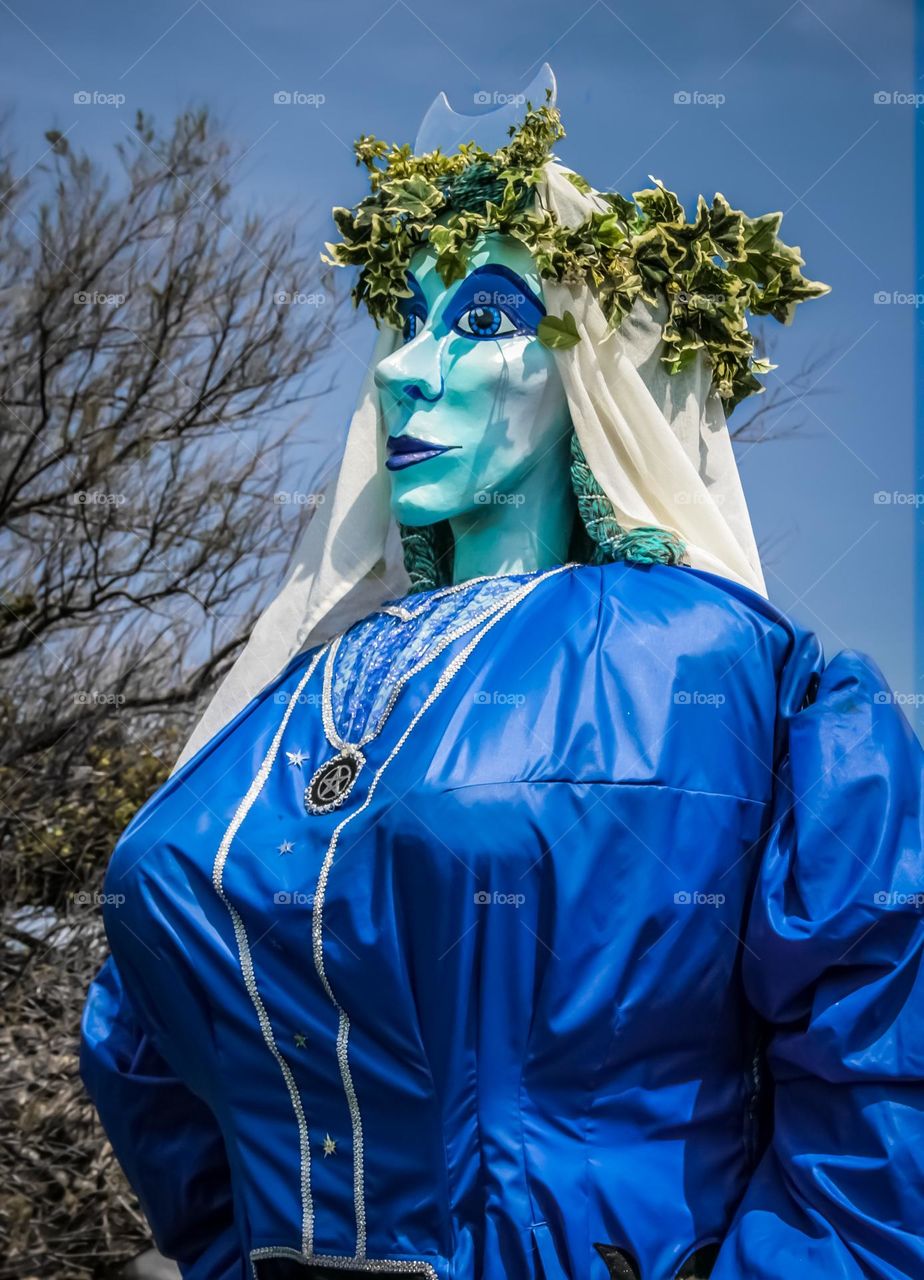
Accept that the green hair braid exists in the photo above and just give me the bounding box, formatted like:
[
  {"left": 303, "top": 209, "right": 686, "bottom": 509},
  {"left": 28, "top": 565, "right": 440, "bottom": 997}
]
[
  {"left": 569, "top": 434, "right": 687, "bottom": 568},
  {"left": 398, "top": 520, "right": 453, "bottom": 592}
]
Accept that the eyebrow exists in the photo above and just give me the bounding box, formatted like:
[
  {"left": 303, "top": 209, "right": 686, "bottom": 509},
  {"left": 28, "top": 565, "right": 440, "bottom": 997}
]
[
  {"left": 401, "top": 273, "right": 427, "bottom": 313},
  {"left": 461, "top": 262, "right": 545, "bottom": 313}
]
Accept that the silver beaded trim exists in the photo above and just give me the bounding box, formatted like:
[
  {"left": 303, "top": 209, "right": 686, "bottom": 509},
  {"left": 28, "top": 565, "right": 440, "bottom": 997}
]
[
  {"left": 213, "top": 646, "right": 327, "bottom": 1257},
  {"left": 249, "top": 1246, "right": 438, "bottom": 1279},
  {"left": 320, "top": 576, "right": 545, "bottom": 757},
  {"left": 377, "top": 570, "right": 512, "bottom": 623},
  {"left": 311, "top": 566, "right": 568, "bottom": 1263}
]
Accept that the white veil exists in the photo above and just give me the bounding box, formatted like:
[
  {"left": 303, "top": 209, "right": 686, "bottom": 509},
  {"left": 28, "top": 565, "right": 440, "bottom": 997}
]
[{"left": 175, "top": 81, "right": 765, "bottom": 769}]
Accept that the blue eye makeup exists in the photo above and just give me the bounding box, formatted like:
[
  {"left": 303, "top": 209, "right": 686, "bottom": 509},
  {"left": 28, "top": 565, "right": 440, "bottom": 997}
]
[
  {"left": 447, "top": 264, "right": 545, "bottom": 342},
  {"left": 397, "top": 263, "right": 545, "bottom": 345}
]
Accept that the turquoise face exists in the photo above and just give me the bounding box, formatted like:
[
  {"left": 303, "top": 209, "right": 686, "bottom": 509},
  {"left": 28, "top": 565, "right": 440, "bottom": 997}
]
[{"left": 374, "top": 235, "right": 573, "bottom": 571}]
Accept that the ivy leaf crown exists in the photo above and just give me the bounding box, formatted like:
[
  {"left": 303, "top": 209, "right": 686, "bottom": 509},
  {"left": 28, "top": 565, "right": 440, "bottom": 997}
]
[{"left": 323, "top": 93, "right": 830, "bottom": 410}]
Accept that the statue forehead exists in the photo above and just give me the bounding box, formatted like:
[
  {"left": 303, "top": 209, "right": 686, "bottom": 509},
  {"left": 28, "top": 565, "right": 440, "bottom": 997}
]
[{"left": 408, "top": 234, "right": 543, "bottom": 309}]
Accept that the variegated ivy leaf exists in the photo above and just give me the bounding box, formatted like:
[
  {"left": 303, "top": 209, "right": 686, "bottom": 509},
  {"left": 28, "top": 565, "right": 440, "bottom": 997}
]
[
  {"left": 383, "top": 175, "right": 444, "bottom": 219},
  {"left": 537, "top": 311, "right": 581, "bottom": 350}
]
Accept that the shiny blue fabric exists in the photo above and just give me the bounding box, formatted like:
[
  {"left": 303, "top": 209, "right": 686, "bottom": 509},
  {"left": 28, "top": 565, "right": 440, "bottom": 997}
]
[{"left": 80, "top": 562, "right": 924, "bottom": 1280}]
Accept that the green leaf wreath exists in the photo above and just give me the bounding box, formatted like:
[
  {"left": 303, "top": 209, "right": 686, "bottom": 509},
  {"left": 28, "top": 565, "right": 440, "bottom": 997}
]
[{"left": 323, "top": 96, "right": 829, "bottom": 410}]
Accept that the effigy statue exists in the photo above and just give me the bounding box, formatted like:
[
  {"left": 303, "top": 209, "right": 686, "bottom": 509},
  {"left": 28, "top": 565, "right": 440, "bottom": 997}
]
[{"left": 81, "top": 69, "right": 924, "bottom": 1280}]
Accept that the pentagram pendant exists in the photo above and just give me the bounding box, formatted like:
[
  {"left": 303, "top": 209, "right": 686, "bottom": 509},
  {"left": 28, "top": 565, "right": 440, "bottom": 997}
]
[{"left": 304, "top": 747, "right": 365, "bottom": 815}]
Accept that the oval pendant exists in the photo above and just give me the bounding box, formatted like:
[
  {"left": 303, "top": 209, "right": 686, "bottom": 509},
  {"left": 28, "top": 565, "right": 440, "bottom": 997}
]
[{"left": 304, "top": 747, "right": 364, "bottom": 815}]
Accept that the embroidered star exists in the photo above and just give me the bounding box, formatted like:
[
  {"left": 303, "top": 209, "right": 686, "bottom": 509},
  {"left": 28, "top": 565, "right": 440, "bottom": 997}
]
[
  {"left": 322, "top": 1132, "right": 336, "bottom": 1157},
  {"left": 277, "top": 840, "right": 294, "bottom": 855},
  {"left": 294, "top": 1033, "right": 307, "bottom": 1048},
  {"left": 286, "top": 750, "right": 307, "bottom": 767}
]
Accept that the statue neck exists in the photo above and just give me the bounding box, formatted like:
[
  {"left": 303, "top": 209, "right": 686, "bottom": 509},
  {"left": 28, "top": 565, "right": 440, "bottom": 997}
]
[{"left": 448, "top": 446, "right": 574, "bottom": 584}]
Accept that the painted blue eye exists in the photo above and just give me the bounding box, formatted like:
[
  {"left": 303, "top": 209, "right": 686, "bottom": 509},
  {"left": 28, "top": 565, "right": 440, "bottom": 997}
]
[
  {"left": 454, "top": 305, "right": 518, "bottom": 339},
  {"left": 402, "top": 312, "right": 421, "bottom": 343}
]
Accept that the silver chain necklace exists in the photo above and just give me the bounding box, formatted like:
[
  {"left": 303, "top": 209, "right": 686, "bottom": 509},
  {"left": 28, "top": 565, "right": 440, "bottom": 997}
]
[{"left": 304, "top": 568, "right": 569, "bottom": 815}]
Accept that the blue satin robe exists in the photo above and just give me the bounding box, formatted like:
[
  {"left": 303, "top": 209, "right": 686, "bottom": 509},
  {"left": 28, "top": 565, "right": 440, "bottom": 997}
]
[{"left": 80, "top": 562, "right": 924, "bottom": 1280}]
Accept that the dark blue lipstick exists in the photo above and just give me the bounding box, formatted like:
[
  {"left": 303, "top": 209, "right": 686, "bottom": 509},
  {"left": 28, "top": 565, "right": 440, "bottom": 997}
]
[{"left": 386, "top": 434, "right": 461, "bottom": 471}]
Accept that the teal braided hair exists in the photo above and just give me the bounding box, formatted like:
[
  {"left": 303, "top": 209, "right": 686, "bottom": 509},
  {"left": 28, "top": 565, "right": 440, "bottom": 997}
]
[{"left": 398, "top": 433, "right": 686, "bottom": 592}]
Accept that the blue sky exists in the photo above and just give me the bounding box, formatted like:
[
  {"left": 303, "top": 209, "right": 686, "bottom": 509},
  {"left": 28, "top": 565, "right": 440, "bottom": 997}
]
[{"left": 2, "top": 0, "right": 920, "bottom": 699}]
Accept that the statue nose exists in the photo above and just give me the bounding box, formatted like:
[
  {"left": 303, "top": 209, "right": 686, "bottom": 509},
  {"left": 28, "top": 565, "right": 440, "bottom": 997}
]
[
  {"left": 403, "top": 382, "right": 442, "bottom": 403},
  {"left": 375, "top": 332, "right": 444, "bottom": 404}
]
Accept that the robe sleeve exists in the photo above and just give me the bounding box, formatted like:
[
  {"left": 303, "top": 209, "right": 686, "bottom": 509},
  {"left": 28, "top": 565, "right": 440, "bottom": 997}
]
[
  {"left": 80, "top": 955, "right": 243, "bottom": 1280},
  {"left": 711, "top": 650, "right": 924, "bottom": 1279}
]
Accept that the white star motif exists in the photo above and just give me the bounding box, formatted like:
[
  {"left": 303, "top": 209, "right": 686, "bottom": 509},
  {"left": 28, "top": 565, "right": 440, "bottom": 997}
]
[
  {"left": 322, "top": 1132, "right": 336, "bottom": 1157},
  {"left": 286, "top": 750, "right": 307, "bottom": 767},
  {"left": 277, "top": 840, "right": 294, "bottom": 855}
]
